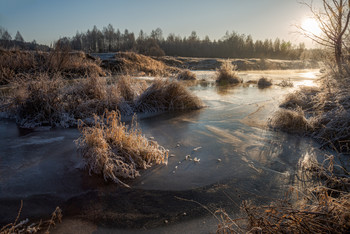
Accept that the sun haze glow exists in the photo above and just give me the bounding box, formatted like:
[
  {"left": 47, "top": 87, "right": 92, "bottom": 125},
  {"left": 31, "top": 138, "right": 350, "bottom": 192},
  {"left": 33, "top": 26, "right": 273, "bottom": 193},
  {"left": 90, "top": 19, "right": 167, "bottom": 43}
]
[{"left": 302, "top": 18, "right": 322, "bottom": 36}]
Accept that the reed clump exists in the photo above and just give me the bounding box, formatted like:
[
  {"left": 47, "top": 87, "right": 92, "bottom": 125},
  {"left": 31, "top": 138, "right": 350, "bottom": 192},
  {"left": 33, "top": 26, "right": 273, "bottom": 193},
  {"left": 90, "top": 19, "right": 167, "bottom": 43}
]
[
  {"left": 0, "top": 47, "right": 105, "bottom": 85},
  {"left": 1, "top": 74, "right": 203, "bottom": 128},
  {"left": 176, "top": 69, "right": 197, "bottom": 80},
  {"left": 257, "top": 77, "right": 272, "bottom": 88},
  {"left": 273, "top": 75, "right": 350, "bottom": 153},
  {"left": 269, "top": 108, "right": 313, "bottom": 134},
  {"left": 115, "top": 52, "right": 177, "bottom": 76},
  {"left": 135, "top": 79, "right": 203, "bottom": 113},
  {"left": 75, "top": 110, "right": 168, "bottom": 187},
  {"left": 216, "top": 61, "right": 242, "bottom": 85},
  {"left": 277, "top": 78, "right": 294, "bottom": 87}
]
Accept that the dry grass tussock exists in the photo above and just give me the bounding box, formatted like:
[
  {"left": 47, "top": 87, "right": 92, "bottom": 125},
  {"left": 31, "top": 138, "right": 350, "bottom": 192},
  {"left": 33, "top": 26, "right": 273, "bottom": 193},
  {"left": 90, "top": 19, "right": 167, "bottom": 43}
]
[
  {"left": 275, "top": 77, "right": 350, "bottom": 153},
  {"left": 135, "top": 79, "right": 203, "bottom": 113},
  {"left": 0, "top": 201, "right": 62, "bottom": 234},
  {"left": 176, "top": 69, "right": 197, "bottom": 80},
  {"left": 1, "top": 73, "right": 203, "bottom": 128},
  {"left": 115, "top": 52, "right": 178, "bottom": 76},
  {"left": 216, "top": 61, "right": 242, "bottom": 85},
  {"left": 268, "top": 108, "right": 314, "bottom": 134},
  {"left": 0, "top": 47, "right": 104, "bottom": 85},
  {"left": 75, "top": 111, "right": 168, "bottom": 187},
  {"left": 257, "top": 77, "right": 272, "bottom": 88},
  {"left": 277, "top": 78, "right": 294, "bottom": 87},
  {"left": 216, "top": 155, "right": 350, "bottom": 234}
]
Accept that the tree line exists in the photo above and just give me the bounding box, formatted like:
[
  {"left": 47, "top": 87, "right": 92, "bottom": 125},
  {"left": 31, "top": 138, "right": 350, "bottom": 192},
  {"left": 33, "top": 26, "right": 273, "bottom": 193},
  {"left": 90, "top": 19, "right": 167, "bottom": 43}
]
[
  {"left": 1, "top": 24, "right": 308, "bottom": 59},
  {"left": 65, "top": 24, "right": 306, "bottom": 59}
]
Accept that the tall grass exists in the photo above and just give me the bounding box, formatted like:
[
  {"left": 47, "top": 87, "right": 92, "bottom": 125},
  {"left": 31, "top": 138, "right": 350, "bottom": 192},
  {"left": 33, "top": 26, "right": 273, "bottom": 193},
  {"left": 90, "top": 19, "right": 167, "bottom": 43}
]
[
  {"left": 272, "top": 77, "right": 350, "bottom": 153},
  {"left": 257, "top": 77, "right": 272, "bottom": 88},
  {"left": 135, "top": 79, "right": 203, "bottom": 113},
  {"left": 216, "top": 155, "right": 350, "bottom": 233},
  {"left": 114, "top": 52, "right": 178, "bottom": 76},
  {"left": 176, "top": 69, "right": 197, "bottom": 80},
  {"left": 269, "top": 108, "right": 314, "bottom": 134},
  {"left": 0, "top": 47, "right": 105, "bottom": 85},
  {"left": 75, "top": 111, "right": 168, "bottom": 187},
  {"left": 1, "top": 73, "right": 203, "bottom": 128},
  {"left": 216, "top": 61, "right": 242, "bottom": 85}
]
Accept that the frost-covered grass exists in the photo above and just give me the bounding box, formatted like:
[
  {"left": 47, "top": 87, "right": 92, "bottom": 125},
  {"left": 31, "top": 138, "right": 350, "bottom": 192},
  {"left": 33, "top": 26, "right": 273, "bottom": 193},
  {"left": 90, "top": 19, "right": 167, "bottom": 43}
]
[
  {"left": 216, "top": 155, "right": 350, "bottom": 233},
  {"left": 135, "top": 79, "right": 203, "bottom": 113},
  {"left": 0, "top": 202, "right": 62, "bottom": 234},
  {"left": 277, "top": 78, "right": 294, "bottom": 87},
  {"left": 269, "top": 108, "right": 313, "bottom": 133},
  {"left": 176, "top": 69, "right": 197, "bottom": 80},
  {"left": 0, "top": 47, "right": 105, "bottom": 85},
  {"left": 1, "top": 74, "right": 202, "bottom": 128},
  {"left": 270, "top": 73, "right": 350, "bottom": 153},
  {"left": 215, "top": 61, "right": 242, "bottom": 85},
  {"left": 114, "top": 52, "right": 179, "bottom": 76},
  {"left": 75, "top": 111, "right": 168, "bottom": 187},
  {"left": 257, "top": 77, "right": 272, "bottom": 88}
]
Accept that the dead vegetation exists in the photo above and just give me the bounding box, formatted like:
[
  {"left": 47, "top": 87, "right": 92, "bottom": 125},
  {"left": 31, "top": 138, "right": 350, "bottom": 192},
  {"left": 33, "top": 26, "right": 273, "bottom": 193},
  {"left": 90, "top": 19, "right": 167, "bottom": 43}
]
[
  {"left": 176, "top": 69, "right": 197, "bottom": 80},
  {"left": 271, "top": 75, "right": 350, "bottom": 153},
  {"left": 215, "top": 61, "right": 242, "bottom": 85},
  {"left": 277, "top": 78, "right": 294, "bottom": 87},
  {"left": 135, "top": 79, "right": 203, "bottom": 113},
  {"left": 0, "top": 47, "right": 105, "bottom": 85},
  {"left": 1, "top": 73, "right": 202, "bottom": 128},
  {"left": 257, "top": 77, "right": 272, "bottom": 88},
  {"left": 113, "top": 52, "right": 179, "bottom": 76},
  {"left": 216, "top": 155, "right": 350, "bottom": 234},
  {"left": 0, "top": 201, "right": 62, "bottom": 234},
  {"left": 269, "top": 108, "right": 314, "bottom": 133},
  {"left": 75, "top": 110, "right": 168, "bottom": 187}
]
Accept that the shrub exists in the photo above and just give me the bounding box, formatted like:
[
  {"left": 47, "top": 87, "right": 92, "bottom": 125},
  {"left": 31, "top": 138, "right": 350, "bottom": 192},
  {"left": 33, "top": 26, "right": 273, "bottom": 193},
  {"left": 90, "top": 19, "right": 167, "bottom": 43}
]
[
  {"left": 216, "top": 61, "right": 242, "bottom": 85},
  {"left": 176, "top": 69, "right": 196, "bottom": 80},
  {"left": 257, "top": 77, "right": 272, "bottom": 88},
  {"left": 75, "top": 111, "right": 168, "bottom": 187}
]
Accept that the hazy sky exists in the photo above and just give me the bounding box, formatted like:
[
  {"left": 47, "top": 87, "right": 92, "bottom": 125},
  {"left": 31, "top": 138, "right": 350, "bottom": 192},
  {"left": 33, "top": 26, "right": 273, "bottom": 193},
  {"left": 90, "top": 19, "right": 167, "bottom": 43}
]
[{"left": 0, "top": 0, "right": 321, "bottom": 47}]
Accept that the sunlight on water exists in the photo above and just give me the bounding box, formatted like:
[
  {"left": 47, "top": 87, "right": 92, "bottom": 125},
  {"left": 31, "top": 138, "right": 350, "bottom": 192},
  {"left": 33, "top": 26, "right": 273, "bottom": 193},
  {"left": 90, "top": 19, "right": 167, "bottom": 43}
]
[
  {"left": 297, "top": 79, "right": 315, "bottom": 87},
  {"left": 300, "top": 72, "right": 317, "bottom": 79}
]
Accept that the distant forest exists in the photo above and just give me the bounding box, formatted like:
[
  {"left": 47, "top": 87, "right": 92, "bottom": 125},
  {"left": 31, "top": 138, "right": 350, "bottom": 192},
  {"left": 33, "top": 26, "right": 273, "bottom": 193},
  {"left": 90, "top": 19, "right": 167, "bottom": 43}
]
[{"left": 0, "top": 24, "right": 313, "bottom": 59}]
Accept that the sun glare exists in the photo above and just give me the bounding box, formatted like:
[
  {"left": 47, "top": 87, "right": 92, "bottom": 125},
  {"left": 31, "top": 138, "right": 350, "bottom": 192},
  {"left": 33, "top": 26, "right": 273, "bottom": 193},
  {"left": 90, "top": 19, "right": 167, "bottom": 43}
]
[{"left": 302, "top": 18, "right": 322, "bottom": 35}]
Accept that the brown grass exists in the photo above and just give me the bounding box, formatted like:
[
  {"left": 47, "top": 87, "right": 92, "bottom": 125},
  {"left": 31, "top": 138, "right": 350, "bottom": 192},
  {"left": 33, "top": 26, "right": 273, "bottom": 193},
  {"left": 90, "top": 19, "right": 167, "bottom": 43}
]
[
  {"left": 257, "top": 77, "right": 272, "bottom": 88},
  {"left": 279, "top": 86, "right": 320, "bottom": 110},
  {"left": 269, "top": 109, "right": 313, "bottom": 134},
  {"left": 176, "top": 69, "right": 197, "bottom": 80},
  {"left": 0, "top": 47, "right": 105, "bottom": 85},
  {"left": 0, "top": 201, "right": 62, "bottom": 234},
  {"left": 216, "top": 61, "right": 242, "bottom": 85},
  {"left": 135, "top": 79, "right": 203, "bottom": 113},
  {"left": 75, "top": 110, "right": 168, "bottom": 187},
  {"left": 115, "top": 52, "right": 178, "bottom": 76},
  {"left": 277, "top": 78, "right": 294, "bottom": 87},
  {"left": 1, "top": 74, "right": 203, "bottom": 128},
  {"left": 216, "top": 155, "right": 350, "bottom": 234}
]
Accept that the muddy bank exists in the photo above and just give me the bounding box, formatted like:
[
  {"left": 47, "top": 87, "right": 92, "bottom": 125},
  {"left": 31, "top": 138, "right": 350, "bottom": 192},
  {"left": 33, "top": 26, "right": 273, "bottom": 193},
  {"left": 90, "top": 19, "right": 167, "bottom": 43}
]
[{"left": 153, "top": 56, "right": 320, "bottom": 71}]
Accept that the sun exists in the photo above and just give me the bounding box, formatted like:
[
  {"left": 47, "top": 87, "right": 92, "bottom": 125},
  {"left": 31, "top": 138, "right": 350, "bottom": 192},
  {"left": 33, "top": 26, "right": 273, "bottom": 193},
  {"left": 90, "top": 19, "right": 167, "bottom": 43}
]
[{"left": 302, "top": 18, "right": 322, "bottom": 35}]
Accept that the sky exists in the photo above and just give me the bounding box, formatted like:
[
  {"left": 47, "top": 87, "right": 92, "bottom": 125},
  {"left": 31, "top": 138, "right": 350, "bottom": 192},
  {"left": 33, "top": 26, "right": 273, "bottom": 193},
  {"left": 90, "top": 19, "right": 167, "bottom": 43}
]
[{"left": 0, "top": 0, "right": 322, "bottom": 48}]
